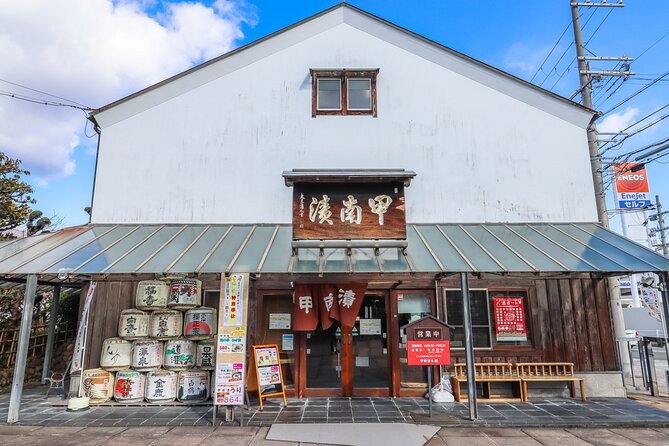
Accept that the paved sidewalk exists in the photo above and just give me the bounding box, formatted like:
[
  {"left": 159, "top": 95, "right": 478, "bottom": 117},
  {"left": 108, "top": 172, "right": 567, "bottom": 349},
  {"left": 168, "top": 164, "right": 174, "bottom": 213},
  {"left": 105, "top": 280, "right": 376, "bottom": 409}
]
[
  {"left": 1, "top": 425, "right": 669, "bottom": 446},
  {"left": 3, "top": 387, "right": 669, "bottom": 427}
]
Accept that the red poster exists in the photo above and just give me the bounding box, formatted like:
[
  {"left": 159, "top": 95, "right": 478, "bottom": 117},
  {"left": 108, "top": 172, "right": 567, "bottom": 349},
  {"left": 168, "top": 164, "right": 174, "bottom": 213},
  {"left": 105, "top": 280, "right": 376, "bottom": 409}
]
[
  {"left": 493, "top": 297, "right": 527, "bottom": 341},
  {"left": 407, "top": 340, "right": 450, "bottom": 366},
  {"left": 292, "top": 285, "right": 319, "bottom": 331}
]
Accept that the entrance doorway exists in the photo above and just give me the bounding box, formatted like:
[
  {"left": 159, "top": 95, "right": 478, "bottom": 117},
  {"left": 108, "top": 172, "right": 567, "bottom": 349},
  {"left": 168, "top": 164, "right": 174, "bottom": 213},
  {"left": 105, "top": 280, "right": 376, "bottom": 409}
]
[{"left": 303, "top": 293, "right": 390, "bottom": 396}]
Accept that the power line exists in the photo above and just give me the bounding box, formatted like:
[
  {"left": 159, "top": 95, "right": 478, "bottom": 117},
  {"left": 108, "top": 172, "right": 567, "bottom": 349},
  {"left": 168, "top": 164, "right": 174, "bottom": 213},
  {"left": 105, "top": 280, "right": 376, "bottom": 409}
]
[
  {"left": 529, "top": 20, "right": 572, "bottom": 83},
  {"left": 635, "top": 30, "right": 669, "bottom": 62},
  {"left": 600, "top": 103, "right": 669, "bottom": 154},
  {"left": 539, "top": 7, "right": 597, "bottom": 87},
  {"left": 602, "top": 69, "right": 669, "bottom": 116},
  {"left": 0, "top": 78, "right": 90, "bottom": 109},
  {"left": 0, "top": 91, "right": 91, "bottom": 112}
]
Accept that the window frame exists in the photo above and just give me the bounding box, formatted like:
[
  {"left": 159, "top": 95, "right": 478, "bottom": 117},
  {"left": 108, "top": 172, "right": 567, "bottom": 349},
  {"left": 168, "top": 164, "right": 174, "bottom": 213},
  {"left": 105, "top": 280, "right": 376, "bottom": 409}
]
[
  {"left": 311, "top": 69, "right": 378, "bottom": 117},
  {"left": 316, "top": 78, "right": 342, "bottom": 111},
  {"left": 443, "top": 288, "right": 493, "bottom": 350}
]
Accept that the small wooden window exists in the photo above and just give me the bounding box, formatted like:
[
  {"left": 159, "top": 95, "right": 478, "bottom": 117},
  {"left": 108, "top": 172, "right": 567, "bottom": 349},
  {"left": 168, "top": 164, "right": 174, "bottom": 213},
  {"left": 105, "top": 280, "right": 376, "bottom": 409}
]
[{"left": 311, "top": 69, "right": 378, "bottom": 117}]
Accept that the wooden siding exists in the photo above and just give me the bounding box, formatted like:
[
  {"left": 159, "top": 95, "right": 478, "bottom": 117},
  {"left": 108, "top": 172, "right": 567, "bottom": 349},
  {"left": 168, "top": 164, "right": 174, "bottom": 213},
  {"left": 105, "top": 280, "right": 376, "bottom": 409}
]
[
  {"left": 448, "top": 277, "right": 618, "bottom": 372},
  {"left": 81, "top": 275, "right": 617, "bottom": 372}
]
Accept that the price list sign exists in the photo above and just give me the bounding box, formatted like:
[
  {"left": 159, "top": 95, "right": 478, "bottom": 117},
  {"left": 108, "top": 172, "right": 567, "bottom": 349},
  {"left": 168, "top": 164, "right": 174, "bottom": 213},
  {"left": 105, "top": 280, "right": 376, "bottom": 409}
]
[{"left": 493, "top": 297, "right": 527, "bottom": 341}]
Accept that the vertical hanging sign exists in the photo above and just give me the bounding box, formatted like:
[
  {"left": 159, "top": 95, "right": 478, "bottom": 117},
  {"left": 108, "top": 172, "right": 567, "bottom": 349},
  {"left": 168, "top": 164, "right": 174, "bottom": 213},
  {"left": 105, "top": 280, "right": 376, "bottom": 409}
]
[
  {"left": 492, "top": 296, "right": 527, "bottom": 341},
  {"left": 214, "top": 273, "right": 249, "bottom": 406}
]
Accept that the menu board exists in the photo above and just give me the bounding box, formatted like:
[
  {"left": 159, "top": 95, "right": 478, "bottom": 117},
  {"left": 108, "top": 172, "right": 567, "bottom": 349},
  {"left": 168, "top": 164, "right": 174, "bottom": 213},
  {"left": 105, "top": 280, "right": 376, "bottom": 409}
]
[
  {"left": 214, "top": 273, "right": 249, "bottom": 406},
  {"left": 493, "top": 296, "right": 527, "bottom": 342},
  {"left": 251, "top": 344, "right": 287, "bottom": 410}
]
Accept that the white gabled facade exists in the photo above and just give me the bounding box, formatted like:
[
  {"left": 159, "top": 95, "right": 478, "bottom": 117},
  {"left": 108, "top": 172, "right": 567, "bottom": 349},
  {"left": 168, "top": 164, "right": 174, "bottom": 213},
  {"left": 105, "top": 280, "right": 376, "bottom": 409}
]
[{"left": 90, "top": 5, "right": 596, "bottom": 225}]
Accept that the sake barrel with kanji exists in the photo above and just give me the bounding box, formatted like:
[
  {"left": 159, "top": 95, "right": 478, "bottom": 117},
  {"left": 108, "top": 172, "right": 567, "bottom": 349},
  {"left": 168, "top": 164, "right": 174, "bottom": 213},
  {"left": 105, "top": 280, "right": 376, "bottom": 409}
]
[
  {"left": 100, "top": 337, "right": 132, "bottom": 371},
  {"left": 136, "top": 280, "right": 169, "bottom": 310},
  {"left": 167, "top": 279, "right": 202, "bottom": 310},
  {"left": 184, "top": 307, "right": 216, "bottom": 340},
  {"left": 118, "top": 309, "right": 150, "bottom": 339},
  {"left": 195, "top": 340, "right": 215, "bottom": 370},
  {"left": 163, "top": 338, "right": 195, "bottom": 371},
  {"left": 145, "top": 370, "right": 178, "bottom": 403},
  {"left": 131, "top": 339, "right": 163, "bottom": 372},
  {"left": 149, "top": 310, "right": 182, "bottom": 340},
  {"left": 177, "top": 369, "right": 210, "bottom": 403},
  {"left": 82, "top": 369, "right": 114, "bottom": 404},
  {"left": 114, "top": 370, "right": 145, "bottom": 403}
]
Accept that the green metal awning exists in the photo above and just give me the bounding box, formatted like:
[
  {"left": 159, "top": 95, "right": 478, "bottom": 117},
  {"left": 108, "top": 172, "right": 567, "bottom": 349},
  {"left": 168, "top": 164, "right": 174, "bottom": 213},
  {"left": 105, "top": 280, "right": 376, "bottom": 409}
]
[{"left": 0, "top": 223, "right": 667, "bottom": 280}]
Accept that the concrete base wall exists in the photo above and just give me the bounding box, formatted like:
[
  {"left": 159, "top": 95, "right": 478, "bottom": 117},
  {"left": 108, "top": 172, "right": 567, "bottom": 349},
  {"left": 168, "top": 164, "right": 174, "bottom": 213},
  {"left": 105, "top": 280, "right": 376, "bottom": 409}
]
[{"left": 522, "top": 372, "right": 625, "bottom": 399}]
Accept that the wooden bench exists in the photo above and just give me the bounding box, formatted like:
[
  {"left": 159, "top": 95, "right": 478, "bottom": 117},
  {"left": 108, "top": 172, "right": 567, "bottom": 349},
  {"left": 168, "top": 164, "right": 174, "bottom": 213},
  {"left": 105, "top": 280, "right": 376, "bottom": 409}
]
[
  {"left": 450, "top": 362, "right": 524, "bottom": 402},
  {"left": 517, "top": 362, "right": 585, "bottom": 401}
]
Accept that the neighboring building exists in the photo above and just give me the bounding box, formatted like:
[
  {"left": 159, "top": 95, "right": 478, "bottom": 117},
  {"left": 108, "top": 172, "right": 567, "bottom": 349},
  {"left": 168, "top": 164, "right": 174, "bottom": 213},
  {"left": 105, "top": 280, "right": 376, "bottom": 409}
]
[{"left": 4, "top": 5, "right": 669, "bottom": 416}]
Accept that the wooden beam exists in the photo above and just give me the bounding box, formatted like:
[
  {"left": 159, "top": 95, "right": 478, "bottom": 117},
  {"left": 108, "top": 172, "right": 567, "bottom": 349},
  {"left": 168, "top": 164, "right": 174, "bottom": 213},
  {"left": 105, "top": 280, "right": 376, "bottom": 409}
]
[{"left": 7, "top": 274, "right": 37, "bottom": 423}]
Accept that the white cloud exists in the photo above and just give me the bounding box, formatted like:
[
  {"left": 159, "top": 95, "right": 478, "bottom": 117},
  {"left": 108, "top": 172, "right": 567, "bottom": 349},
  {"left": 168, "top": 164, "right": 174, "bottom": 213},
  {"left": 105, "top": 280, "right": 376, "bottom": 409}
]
[
  {"left": 597, "top": 107, "right": 640, "bottom": 134},
  {"left": 503, "top": 42, "right": 556, "bottom": 79},
  {"left": 0, "top": 0, "right": 253, "bottom": 183}
]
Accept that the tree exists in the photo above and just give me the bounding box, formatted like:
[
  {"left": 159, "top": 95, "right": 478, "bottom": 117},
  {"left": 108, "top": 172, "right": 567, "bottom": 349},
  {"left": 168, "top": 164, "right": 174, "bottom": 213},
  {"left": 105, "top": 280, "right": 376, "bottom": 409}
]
[
  {"left": 26, "top": 210, "right": 52, "bottom": 236},
  {"left": 0, "top": 152, "right": 35, "bottom": 235}
]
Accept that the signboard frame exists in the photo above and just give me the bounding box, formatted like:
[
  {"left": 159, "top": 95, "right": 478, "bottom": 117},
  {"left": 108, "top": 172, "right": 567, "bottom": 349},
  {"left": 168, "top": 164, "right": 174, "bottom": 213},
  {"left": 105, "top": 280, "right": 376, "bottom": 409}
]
[
  {"left": 492, "top": 296, "right": 527, "bottom": 342},
  {"left": 250, "top": 344, "right": 287, "bottom": 410},
  {"left": 292, "top": 182, "right": 407, "bottom": 240}
]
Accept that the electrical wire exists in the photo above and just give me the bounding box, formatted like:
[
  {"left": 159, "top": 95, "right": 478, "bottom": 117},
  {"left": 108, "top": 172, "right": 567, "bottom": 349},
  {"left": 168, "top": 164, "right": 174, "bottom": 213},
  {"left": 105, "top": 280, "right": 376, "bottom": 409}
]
[
  {"left": 530, "top": 20, "right": 573, "bottom": 83},
  {"left": 0, "top": 91, "right": 91, "bottom": 112},
  {"left": 635, "top": 30, "right": 669, "bottom": 62},
  {"left": 602, "top": 69, "right": 669, "bottom": 116},
  {"left": 0, "top": 77, "right": 90, "bottom": 109}
]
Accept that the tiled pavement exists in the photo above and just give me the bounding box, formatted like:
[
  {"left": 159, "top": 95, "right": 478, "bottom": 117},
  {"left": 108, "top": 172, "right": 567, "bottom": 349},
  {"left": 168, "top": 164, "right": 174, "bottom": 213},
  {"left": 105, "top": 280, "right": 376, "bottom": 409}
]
[
  {"left": 2, "top": 425, "right": 669, "bottom": 446},
  {"left": 2, "top": 385, "right": 669, "bottom": 428}
]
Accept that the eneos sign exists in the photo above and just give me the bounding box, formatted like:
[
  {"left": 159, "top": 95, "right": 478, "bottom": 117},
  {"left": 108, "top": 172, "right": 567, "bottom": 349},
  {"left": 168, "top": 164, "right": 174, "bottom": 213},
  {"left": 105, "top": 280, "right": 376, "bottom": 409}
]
[{"left": 613, "top": 163, "right": 651, "bottom": 209}]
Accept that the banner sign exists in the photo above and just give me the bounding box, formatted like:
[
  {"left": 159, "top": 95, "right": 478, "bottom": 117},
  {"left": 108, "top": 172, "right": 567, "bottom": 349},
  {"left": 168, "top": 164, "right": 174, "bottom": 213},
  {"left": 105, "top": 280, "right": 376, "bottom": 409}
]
[
  {"left": 493, "top": 297, "right": 527, "bottom": 341},
  {"left": 293, "top": 182, "right": 406, "bottom": 240},
  {"left": 71, "top": 281, "right": 97, "bottom": 373},
  {"left": 614, "top": 163, "right": 652, "bottom": 209},
  {"left": 214, "top": 273, "right": 249, "bottom": 406},
  {"left": 293, "top": 283, "right": 368, "bottom": 330}
]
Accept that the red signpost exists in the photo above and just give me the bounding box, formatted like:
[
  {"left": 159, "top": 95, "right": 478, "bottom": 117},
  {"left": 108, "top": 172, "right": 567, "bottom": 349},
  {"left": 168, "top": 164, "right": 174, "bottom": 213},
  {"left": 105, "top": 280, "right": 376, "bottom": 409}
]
[{"left": 401, "top": 316, "right": 452, "bottom": 417}]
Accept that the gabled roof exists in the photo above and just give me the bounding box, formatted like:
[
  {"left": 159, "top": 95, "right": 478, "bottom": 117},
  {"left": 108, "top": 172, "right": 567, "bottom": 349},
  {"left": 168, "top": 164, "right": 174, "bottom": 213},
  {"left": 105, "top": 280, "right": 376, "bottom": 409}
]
[{"left": 90, "top": 3, "right": 594, "bottom": 126}]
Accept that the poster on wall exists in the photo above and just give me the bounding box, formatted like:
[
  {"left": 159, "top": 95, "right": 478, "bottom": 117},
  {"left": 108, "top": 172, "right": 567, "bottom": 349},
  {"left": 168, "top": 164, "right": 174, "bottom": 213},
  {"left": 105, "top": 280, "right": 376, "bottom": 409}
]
[
  {"left": 269, "top": 313, "right": 291, "bottom": 330},
  {"left": 214, "top": 273, "right": 249, "bottom": 406},
  {"left": 493, "top": 296, "right": 527, "bottom": 341}
]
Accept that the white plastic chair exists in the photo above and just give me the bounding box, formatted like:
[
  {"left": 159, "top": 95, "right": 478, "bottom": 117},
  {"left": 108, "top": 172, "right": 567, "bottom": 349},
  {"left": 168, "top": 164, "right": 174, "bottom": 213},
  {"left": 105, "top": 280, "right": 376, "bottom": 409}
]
[{"left": 45, "top": 360, "right": 71, "bottom": 398}]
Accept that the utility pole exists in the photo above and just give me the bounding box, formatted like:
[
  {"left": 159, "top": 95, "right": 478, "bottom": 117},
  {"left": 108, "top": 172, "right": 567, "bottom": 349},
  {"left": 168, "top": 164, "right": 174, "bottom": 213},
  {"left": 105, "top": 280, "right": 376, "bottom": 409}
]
[
  {"left": 570, "top": 0, "right": 632, "bottom": 378},
  {"left": 656, "top": 195, "right": 668, "bottom": 255}
]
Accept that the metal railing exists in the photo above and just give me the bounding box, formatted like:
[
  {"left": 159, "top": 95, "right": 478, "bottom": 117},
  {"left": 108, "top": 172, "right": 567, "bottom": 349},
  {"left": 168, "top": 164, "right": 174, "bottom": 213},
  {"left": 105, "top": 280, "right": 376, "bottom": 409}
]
[
  {"left": 617, "top": 335, "right": 669, "bottom": 396},
  {"left": 0, "top": 321, "right": 76, "bottom": 368}
]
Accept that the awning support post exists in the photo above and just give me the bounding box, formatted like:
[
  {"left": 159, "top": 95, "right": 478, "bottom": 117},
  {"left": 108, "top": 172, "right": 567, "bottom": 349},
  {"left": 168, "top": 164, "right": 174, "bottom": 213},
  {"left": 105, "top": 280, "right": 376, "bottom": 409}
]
[
  {"left": 7, "top": 274, "right": 37, "bottom": 424},
  {"left": 41, "top": 284, "right": 61, "bottom": 384},
  {"left": 460, "top": 272, "right": 477, "bottom": 420},
  {"left": 660, "top": 272, "right": 669, "bottom": 347}
]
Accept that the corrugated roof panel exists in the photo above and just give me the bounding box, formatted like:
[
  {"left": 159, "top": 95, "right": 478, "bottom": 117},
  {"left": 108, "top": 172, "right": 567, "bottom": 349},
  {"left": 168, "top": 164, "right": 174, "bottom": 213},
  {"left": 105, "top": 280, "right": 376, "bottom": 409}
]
[
  {"left": 199, "top": 226, "right": 254, "bottom": 273},
  {"left": 230, "top": 226, "right": 276, "bottom": 273},
  {"left": 105, "top": 225, "right": 183, "bottom": 273},
  {"left": 261, "top": 226, "right": 292, "bottom": 273},
  {"left": 47, "top": 226, "right": 136, "bottom": 274},
  {"left": 1, "top": 223, "right": 668, "bottom": 276},
  {"left": 460, "top": 224, "right": 537, "bottom": 272},
  {"left": 78, "top": 226, "right": 162, "bottom": 274}
]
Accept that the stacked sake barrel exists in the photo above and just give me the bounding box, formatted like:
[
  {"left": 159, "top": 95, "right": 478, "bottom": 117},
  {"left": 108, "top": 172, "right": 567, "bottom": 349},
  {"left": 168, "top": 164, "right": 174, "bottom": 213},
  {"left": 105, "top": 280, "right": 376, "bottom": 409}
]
[{"left": 93, "top": 279, "right": 217, "bottom": 404}]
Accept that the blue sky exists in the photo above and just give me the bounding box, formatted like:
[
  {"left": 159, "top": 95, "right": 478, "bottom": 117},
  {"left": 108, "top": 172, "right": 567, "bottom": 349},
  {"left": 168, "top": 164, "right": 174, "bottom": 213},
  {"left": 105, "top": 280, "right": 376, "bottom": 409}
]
[{"left": 2, "top": 0, "right": 668, "bottom": 232}]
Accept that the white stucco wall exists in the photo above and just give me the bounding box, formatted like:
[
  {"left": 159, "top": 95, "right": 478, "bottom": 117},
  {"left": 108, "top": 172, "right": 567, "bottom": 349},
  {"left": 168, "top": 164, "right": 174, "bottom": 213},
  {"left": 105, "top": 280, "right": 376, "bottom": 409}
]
[{"left": 91, "top": 11, "right": 597, "bottom": 224}]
